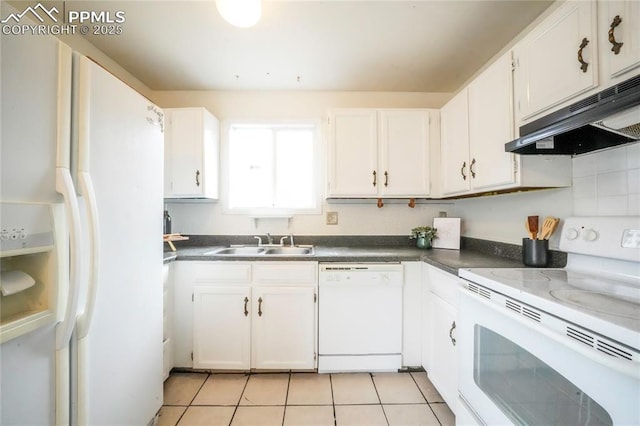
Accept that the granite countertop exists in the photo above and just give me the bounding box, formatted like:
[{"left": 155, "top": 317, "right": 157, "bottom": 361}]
[{"left": 162, "top": 237, "right": 543, "bottom": 275}]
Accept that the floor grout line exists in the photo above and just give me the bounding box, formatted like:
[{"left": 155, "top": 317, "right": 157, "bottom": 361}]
[
  {"left": 409, "top": 371, "right": 444, "bottom": 426},
  {"left": 369, "top": 372, "right": 391, "bottom": 426},
  {"left": 327, "top": 374, "right": 338, "bottom": 426}
]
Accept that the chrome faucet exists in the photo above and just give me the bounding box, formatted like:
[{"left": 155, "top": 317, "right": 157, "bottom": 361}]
[
  {"left": 254, "top": 235, "right": 263, "bottom": 246},
  {"left": 266, "top": 233, "right": 274, "bottom": 244},
  {"left": 279, "top": 234, "right": 295, "bottom": 246}
]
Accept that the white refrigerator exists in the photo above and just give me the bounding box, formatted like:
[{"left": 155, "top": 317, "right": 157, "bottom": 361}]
[{"left": 1, "top": 5, "right": 164, "bottom": 425}]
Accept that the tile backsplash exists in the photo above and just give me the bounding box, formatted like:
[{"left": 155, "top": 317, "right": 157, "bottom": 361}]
[{"left": 572, "top": 143, "right": 640, "bottom": 216}]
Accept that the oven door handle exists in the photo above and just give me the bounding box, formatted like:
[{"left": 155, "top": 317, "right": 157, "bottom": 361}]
[{"left": 464, "top": 290, "right": 640, "bottom": 380}]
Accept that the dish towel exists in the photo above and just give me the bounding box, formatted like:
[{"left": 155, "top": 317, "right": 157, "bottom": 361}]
[{"left": 0, "top": 270, "right": 36, "bottom": 296}]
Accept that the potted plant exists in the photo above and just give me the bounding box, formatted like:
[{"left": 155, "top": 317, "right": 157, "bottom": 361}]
[{"left": 410, "top": 226, "right": 437, "bottom": 249}]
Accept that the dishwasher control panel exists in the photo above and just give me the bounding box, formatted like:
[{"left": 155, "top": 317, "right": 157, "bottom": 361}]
[{"left": 319, "top": 263, "right": 403, "bottom": 286}]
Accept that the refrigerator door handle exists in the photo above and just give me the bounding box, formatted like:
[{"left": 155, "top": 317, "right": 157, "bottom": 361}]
[
  {"left": 76, "top": 171, "right": 100, "bottom": 338},
  {"left": 55, "top": 167, "right": 83, "bottom": 350}
]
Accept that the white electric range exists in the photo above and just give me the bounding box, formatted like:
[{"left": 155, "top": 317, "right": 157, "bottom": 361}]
[{"left": 457, "top": 216, "right": 640, "bottom": 426}]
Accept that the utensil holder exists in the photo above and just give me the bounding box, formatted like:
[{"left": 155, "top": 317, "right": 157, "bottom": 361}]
[{"left": 522, "top": 238, "right": 549, "bottom": 267}]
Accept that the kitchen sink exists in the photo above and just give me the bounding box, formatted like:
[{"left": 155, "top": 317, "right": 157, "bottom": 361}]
[
  {"left": 205, "top": 245, "right": 314, "bottom": 256},
  {"left": 264, "top": 246, "right": 314, "bottom": 255},
  {"left": 206, "top": 246, "right": 267, "bottom": 255}
]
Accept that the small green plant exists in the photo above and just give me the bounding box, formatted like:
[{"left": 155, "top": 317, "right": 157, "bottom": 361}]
[{"left": 410, "top": 226, "right": 437, "bottom": 240}]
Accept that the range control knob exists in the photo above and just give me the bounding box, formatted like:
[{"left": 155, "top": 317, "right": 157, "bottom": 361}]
[
  {"left": 582, "top": 228, "right": 599, "bottom": 242},
  {"left": 565, "top": 228, "right": 580, "bottom": 240}
]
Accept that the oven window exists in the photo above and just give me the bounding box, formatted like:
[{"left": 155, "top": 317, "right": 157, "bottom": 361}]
[{"left": 474, "top": 325, "right": 612, "bottom": 426}]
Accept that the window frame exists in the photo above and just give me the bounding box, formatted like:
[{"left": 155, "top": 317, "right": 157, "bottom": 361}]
[{"left": 221, "top": 118, "right": 323, "bottom": 216}]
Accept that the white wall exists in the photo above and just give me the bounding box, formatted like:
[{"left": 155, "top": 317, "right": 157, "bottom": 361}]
[
  {"left": 572, "top": 142, "right": 640, "bottom": 216},
  {"left": 154, "top": 90, "right": 453, "bottom": 236},
  {"left": 452, "top": 188, "right": 573, "bottom": 248}
]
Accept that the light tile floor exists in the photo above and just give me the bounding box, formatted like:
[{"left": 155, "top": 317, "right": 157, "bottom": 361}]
[{"left": 158, "top": 371, "right": 455, "bottom": 426}]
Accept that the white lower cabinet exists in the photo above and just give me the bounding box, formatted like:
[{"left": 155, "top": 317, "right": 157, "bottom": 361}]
[
  {"left": 193, "top": 285, "right": 251, "bottom": 370},
  {"left": 177, "top": 261, "right": 318, "bottom": 371},
  {"left": 429, "top": 293, "right": 458, "bottom": 407},
  {"left": 423, "top": 265, "right": 460, "bottom": 414},
  {"left": 251, "top": 286, "right": 316, "bottom": 370}
]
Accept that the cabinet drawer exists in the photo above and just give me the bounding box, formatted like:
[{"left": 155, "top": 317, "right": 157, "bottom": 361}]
[
  {"left": 427, "top": 266, "right": 460, "bottom": 307},
  {"left": 190, "top": 262, "right": 252, "bottom": 283},
  {"left": 253, "top": 262, "right": 318, "bottom": 285}
]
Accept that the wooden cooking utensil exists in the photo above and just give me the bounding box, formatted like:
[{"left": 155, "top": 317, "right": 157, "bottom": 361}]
[
  {"left": 539, "top": 217, "right": 554, "bottom": 240},
  {"left": 539, "top": 217, "right": 560, "bottom": 240},
  {"left": 548, "top": 217, "right": 560, "bottom": 238},
  {"left": 527, "top": 216, "right": 538, "bottom": 240}
]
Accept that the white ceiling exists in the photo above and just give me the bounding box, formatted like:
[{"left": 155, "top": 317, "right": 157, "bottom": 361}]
[{"left": 77, "top": 0, "right": 554, "bottom": 92}]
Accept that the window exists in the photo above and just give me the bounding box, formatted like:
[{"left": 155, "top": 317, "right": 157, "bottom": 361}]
[{"left": 227, "top": 121, "right": 320, "bottom": 214}]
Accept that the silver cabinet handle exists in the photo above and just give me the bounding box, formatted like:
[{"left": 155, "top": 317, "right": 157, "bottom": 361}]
[
  {"left": 195, "top": 170, "right": 201, "bottom": 187},
  {"left": 449, "top": 321, "right": 457, "bottom": 346},
  {"left": 460, "top": 162, "right": 467, "bottom": 181},
  {"left": 372, "top": 170, "right": 377, "bottom": 187},
  {"left": 243, "top": 297, "right": 249, "bottom": 317},
  {"left": 384, "top": 171, "right": 389, "bottom": 187},
  {"left": 470, "top": 158, "right": 477, "bottom": 179},
  {"left": 258, "top": 297, "right": 263, "bottom": 317}
]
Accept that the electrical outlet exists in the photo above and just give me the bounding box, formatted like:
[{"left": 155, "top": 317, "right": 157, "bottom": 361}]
[
  {"left": 439, "top": 211, "right": 448, "bottom": 218},
  {"left": 326, "top": 211, "right": 338, "bottom": 225}
]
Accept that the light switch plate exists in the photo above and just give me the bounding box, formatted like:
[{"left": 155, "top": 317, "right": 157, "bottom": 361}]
[{"left": 326, "top": 211, "right": 338, "bottom": 225}]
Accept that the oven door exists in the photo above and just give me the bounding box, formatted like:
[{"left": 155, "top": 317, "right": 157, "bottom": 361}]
[{"left": 458, "top": 287, "right": 640, "bottom": 426}]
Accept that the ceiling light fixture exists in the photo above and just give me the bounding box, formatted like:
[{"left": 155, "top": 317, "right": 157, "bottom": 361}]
[{"left": 216, "top": 0, "right": 262, "bottom": 28}]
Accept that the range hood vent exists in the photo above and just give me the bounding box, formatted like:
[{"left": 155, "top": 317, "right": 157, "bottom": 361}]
[{"left": 505, "top": 74, "right": 640, "bottom": 155}]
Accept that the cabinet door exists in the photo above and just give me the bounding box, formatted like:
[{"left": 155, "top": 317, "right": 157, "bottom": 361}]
[
  {"left": 429, "top": 294, "right": 458, "bottom": 409},
  {"left": 327, "top": 109, "right": 378, "bottom": 197},
  {"left": 601, "top": 0, "right": 640, "bottom": 79},
  {"left": 252, "top": 286, "right": 316, "bottom": 370},
  {"left": 193, "top": 286, "right": 251, "bottom": 370},
  {"left": 379, "top": 110, "right": 431, "bottom": 197},
  {"left": 468, "top": 53, "right": 516, "bottom": 190},
  {"left": 441, "top": 90, "right": 470, "bottom": 195},
  {"left": 164, "top": 108, "right": 219, "bottom": 199},
  {"left": 514, "top": 0, "right": 598, "bottom": 121}
]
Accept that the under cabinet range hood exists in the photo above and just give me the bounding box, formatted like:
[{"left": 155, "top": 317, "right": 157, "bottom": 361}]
[{"left": 506, "top": 74, "right": 640, "bottom": 155}]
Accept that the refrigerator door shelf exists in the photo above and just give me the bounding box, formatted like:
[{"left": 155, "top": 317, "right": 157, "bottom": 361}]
[{"left": 0, "top": 203, "right": 67, "bottom": 344}]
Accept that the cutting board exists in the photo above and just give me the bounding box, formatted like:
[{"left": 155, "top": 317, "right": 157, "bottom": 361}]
[{"left": 432, "top": 218, "right": 461, "bottom": 250}]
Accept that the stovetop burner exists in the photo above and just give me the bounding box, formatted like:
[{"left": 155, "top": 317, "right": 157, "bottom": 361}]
[{"left": 549, "top": 288, "right": 640, "bottom": 320}]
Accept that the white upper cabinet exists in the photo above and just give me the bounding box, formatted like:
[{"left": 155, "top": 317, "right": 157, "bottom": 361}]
[
  {"left": 327, "top": 109, "right": 378, "bottom": 197},
  {"left": 468, "top": 53, "right": 516, "bottom": 191},
  {"left": 164, "top": 107, "right": 219, "bottom": 199},
  {"left": 441, "top": 52, "right": 572, "bottom": 197},
  {"left": 599, "top": 0, "right": 640, "bottom": 82},
  {"left": 442, "top": 53, "right": 516, "bottom": 196},
  {"left": 440, "top": 91, "right": 470, "bottom": 195},
  {"left": 513, "top": 0, "right": 598, "bottom": 122},
  {"left": 327, "top": 109, "right": 432, "bottom": 198},
  {"left": 379, "top": 110, "right": 432, "bottom": 197}
]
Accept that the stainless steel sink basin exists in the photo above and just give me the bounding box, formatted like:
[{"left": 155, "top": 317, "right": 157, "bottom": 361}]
[
  {"left": 205, "top": 245, "right": 314, "bottom": 256},
  {"left": 264, "top": 246, "right": 314, "bottom": 255},
  {"left": 206, "top": 246, "right": 267, "bottom": 255}
]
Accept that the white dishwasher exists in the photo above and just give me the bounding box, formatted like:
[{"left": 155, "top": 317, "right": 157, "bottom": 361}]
[{"left": 318, "top": 263, "right": 403, "bottom": 373}]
